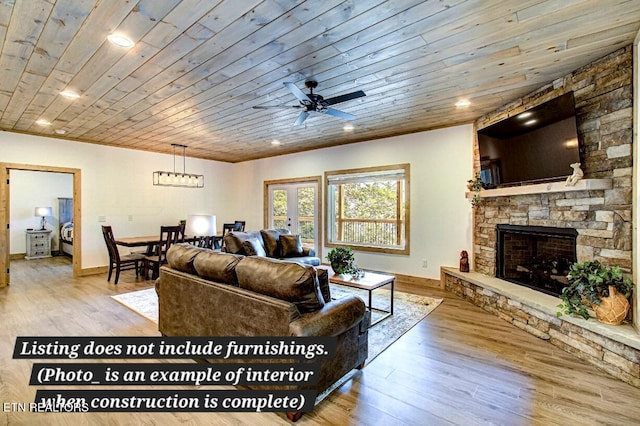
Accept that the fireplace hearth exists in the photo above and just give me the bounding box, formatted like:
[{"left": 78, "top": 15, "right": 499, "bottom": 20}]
[{"left": 496, "top": 225, "right": 578, "bottom": 297}]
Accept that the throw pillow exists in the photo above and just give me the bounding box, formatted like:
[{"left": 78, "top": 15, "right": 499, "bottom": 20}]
[
  {"left": 242, "top": 237, "right": 267, "bottom": 257},
  {"left": 223, "top": 231, "right": 263, "bottom": 255},
  {"left": 235, "top": 257, "right": 325, "bottom": 313},
  {"left": 316, "top": 267, "right": 331, "bottom": 303},
  {"left": 280, "top": 234, "right": 304, "bottom": 257},
  {"left": 260, "top": 229, "right": 282, "bottom": 258},
  {"left": 193, "top": 251, "right": 244, "bottom": 286}
]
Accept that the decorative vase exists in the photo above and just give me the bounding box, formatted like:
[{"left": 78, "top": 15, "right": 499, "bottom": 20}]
[{"left": 593, "top": 285, "right": 630, "bottom": 325}]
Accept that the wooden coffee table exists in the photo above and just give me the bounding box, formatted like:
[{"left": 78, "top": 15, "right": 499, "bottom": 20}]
[{"left": 329, "top": 271, "right": 395, "bottom": 327}]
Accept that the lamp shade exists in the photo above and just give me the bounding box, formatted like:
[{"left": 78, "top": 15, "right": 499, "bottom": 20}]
[
  {"left": 35, "top": 207, "right": 53, "bottom": 217},
  {"left": 185, "top": 215, "right": 216, "bottom": 236}
]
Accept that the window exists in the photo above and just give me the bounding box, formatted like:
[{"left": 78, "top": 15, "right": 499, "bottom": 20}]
[{"left": 325, "top": 164, "right": 409, "bottom": 254}]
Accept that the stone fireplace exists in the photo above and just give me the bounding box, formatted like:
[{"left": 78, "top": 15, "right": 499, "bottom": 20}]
[
  {"left": 441, "top": 46, "right": 639, "bottom": 389},
  {"left": 496, "top": 224, "right": 577, "bottom": 297}
]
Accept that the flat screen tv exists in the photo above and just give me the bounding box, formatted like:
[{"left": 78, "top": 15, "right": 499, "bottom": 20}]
[{"left": 477, "top": 92, "right": 581, "bottom": 188}]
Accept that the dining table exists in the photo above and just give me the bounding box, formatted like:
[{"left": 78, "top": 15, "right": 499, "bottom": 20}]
[{"left": 115, "top": 235, "right": 222, "bottom": 254}]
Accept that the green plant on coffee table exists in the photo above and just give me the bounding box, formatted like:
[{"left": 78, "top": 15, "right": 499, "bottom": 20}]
[
  {"left": 557, "top": 260, "right": 633, "bottom": 320},
  {"left": 327, "top": 247, "right": 356, "bottom": 275}
]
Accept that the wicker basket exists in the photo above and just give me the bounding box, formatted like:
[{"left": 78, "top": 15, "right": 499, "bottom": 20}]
[{"left": 593, "top": 285, "right": 630, "bottom": 325}]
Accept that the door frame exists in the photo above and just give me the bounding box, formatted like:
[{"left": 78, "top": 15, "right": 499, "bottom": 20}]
[
  {"left": 0, "top": 163, "right": 82, "bottom": 287},
  {"left": 263, "top": 176, "right": 322, "bottom": 260}
]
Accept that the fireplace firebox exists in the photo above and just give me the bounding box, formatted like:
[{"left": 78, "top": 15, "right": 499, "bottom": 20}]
[{"left": 496, "top": 224, "right": 578, "bottom": 297}]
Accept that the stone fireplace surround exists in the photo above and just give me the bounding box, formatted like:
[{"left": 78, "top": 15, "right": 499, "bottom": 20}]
[{"left": 442, "top": 46, "right": 640, "bottom": 388}]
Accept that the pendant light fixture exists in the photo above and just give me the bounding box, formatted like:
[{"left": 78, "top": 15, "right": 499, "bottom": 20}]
[{"left": 153, "top": 144, "right": 204, "bottom": 188}]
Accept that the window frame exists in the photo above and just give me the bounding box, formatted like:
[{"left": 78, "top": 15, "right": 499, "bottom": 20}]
[{"left": 324, "top": 163, "right": 410, "bottom": 255}]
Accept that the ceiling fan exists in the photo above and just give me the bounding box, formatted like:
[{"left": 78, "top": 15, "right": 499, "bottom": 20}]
[{"left": 253, "top": 81, "right": 366, "bottom": 126}]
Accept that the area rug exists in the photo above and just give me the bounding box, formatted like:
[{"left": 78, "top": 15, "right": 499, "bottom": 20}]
[
  {"left": 111, "top": 285, "right": 442, "bottom": 364},
  {"left": 112, "top": 285, "right": 441, "bottom": 404}
]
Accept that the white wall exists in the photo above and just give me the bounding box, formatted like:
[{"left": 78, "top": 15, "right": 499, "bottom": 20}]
[
  {"left": 2, "top": 125, "right": 474, "bottom": 279},
  {"left": 9, "top": 170, "right": 73, "bottom": 253},
  {"left": 2, "top": 131, "right": 235, "bottom": 268},
  {"left": 232, "top": 124, "right": 475, "bottom": 280}
]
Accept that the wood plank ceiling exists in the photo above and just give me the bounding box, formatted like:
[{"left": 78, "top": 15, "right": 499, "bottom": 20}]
[{"left": 0, "top": 0, "right": 638, "bottom": 163}]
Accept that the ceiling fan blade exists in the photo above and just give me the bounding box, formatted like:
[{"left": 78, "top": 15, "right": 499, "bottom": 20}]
[
  {"left": 324, "top": 90, "right": 366, "bottom": 106},
  {"left": 294, "top": 111, "right": 310, "bottom": 126},
  {"left": 284, "top": 82, "right": 311, "bottom": 102},
  {"left": 253, "top": 105, "right": 302, "bottom": 109},
  {"left": 323, "top": 108, "right": 356, "bottom": 121}
]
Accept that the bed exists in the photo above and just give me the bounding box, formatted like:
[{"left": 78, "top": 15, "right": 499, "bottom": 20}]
[
  {"left": 59, "top": 221, "right": 73, "bottom": 256},
  {"left": 58, "top": 197, "right": 73, "bottom": 257}
]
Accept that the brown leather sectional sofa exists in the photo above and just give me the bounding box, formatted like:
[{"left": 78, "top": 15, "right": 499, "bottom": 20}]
[{"left": 155, "top": 243, "right": 369, "bottom": 419}]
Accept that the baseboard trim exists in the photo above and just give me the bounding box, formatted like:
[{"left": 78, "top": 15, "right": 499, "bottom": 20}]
[
  {"left": 9, "top": 253, "right": 26, "bottom": 260},
  {"left": 393, "top": 272, "right": 440, "bottom": 288},
  {"left": 80, "top": 266, "right": 108, "bottom": 276},
  {"left": 320, "top": 262, "right": 439, "bottom": 288}
]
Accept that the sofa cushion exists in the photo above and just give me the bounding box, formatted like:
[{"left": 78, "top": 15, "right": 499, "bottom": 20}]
[
  {"left": 281, "top": 256, "right": 321, "bottom": 267},
  {"left": 193, "top": 251, "right": 244, "bottom": 286},
  {"left": 224, "top": 231, "right": 263, "bottom": 255},
  {"left": 166, "top": 243, "right": 207, "bottom": 274},
  {"left": 235, "top": 256, "right": 325, "bottom": 313},
  {"left": 280, "top": 234, "right": 304, "bottom": 257},
  {"left": 242, "top": 237, "right": 267, "bottom": 257}
]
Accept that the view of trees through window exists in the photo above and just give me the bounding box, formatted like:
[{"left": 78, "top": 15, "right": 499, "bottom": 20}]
[
  {"left": 327, "top": 164, "right": 408, "bottom": 253},
  {"left": 271, "top": 187, "right": 315, "bottom": 243}
]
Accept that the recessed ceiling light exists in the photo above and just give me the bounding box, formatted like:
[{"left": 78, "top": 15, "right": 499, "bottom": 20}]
[
  {"left": 343, "top": 124, "right": 354, "bottom": 132},
  {"left": 35, "top": 119, "right": 51, "bottom": 126},
  {"left": 524, "top": 119, "right": 538, "bottom": 126},
  {"left": 60, "top": 90, "right": 80, "bottom": 99},
  {"left": 55, "top": 129, "right": 66, "bottom": 135},
  {"left": 455, "top": 100, "right": 471, "bottom": 108},
  {"left": 107, "top": 34, "right": 134, "bottom": 48},
  {"left": 271, "top": 139, "right": 281, "bottom": 146},
  {"left": 517, "top": 111, "right": 533, "bottom": 119}
]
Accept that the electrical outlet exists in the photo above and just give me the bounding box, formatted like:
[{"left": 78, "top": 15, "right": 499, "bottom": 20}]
[{"left": 422, "top": 259, "right": 428, "bottom": 268}]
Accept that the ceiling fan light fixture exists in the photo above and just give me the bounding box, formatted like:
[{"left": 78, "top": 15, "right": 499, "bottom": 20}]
[{"left": 266, "top": 81, "right": 366, "bottom": 126}]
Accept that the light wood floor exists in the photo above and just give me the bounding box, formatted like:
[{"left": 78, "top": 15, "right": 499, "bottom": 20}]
[{"left": 2, "top": 257, "right": 640, "bottom": 425}]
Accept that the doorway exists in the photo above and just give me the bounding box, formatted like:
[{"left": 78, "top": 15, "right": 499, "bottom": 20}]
[
  {"left": 264, "top": 177, "right": 321, "bottom": 256},
  {"left": 0, "top": 163, "right": 81, "bottom": 287}
]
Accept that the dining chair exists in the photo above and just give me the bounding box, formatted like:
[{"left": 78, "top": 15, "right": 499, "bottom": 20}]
[
  {"left": 144, "top": 225, "right": 184, "bottom": 279},
  {"left": 101, "top": 225, "right": 145, "bottom": 285},
  {"left": 222, "top": 223, "right": 236, "bottom": 237}
]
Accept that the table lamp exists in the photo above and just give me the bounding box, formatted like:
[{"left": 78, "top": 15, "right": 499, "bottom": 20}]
[
  {"left": 35, "top": 206, "right": 53, "bottom": 230},
  {"left": 185, "top": 214, "right": 216, "bottom": 238}
]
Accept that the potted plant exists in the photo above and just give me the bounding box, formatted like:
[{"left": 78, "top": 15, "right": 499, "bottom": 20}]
[
  {"left": 327, "top": 247, "right": 356, "bottom": 276},
  {"left": 557, "top": 260, "right": 634, "bottom": 325},
  {"left": 467, "top": 173, "right": 485, "bottom": 207}
]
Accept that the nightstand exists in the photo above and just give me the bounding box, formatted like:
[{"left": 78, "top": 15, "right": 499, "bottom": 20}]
[{"left": 25, "top": 230, "right": 52, "bottom": 260}]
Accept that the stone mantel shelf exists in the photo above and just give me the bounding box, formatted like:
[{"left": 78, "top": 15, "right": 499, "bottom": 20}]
[
  {"left": 441, "top": 266, "right": 640, "bottom": 351},
  {"left": 465, "top": 178, "right": 612, "bottom": 199}
]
